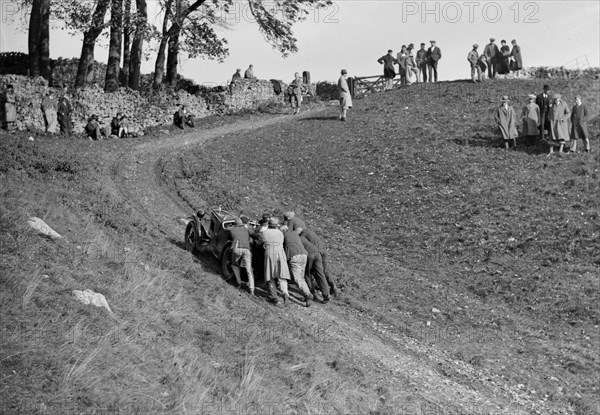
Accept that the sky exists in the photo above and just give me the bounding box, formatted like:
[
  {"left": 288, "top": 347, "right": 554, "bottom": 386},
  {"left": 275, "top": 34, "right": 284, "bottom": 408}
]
[{"left": 1, "top": 1, "right": 599, "bottom": 86}]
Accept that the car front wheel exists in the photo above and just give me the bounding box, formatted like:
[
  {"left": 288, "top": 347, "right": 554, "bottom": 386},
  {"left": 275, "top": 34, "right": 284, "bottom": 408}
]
[
  {"left": 221, "top": 245, "right": 234, "bottom": 280},
  {"left": 185, "top": 223, "right": 198, "bottom": 254}
]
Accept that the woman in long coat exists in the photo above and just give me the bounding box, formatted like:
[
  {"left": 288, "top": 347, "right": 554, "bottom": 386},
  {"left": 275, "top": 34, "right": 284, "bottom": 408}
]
[
  {"left": 510, "top": 40, "right": 523, "bottom": 76},
  {"left": 547, "top": 94, "right": 571, "bottom": 155},
  {"left": 494, "top": 95, "right": 518, "bottom": 149},
  {"left": 498, "top": 40, "right": 510, "bottom": 75},
  {"left": 522, "top": 94, "right": 540, "bottom": 146},
  {"left": 261, "top": 217, "right": 292, "bottom": 305}
]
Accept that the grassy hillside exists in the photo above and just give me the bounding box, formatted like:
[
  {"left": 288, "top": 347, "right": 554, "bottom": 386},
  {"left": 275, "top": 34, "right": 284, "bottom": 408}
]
[
  {"left": 1, "top": 77, "right": 598, "bottom": 415},
  {"left": 167, "top": 77, "right": 600, "bottom": 414}
]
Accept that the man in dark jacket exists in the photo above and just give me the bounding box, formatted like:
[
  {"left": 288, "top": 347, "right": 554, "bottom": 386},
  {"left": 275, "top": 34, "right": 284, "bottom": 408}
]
[
  {"left": 228, "top": 218, "right": 255, "bottom": 295},
  {"left": 301, "top": 228, "right": 336, "bottom": 295},
  {"left": 415, "top": 43, "right": 427, "bottom": 83},
  {"left": 57, "top": 94, "right": 73, "bottom": 136},
  {"left": 483, "top": 38, "right": 499, "bottom": 79},
  {"left": 85, "top": 115, "right": 103, "bottom": 140},
  {"left": 426, "top": 40, "right": 442, "bottom": 83},
  {"left": 300, "top": 234, "right": 331, "bottom": 303},
  {"left": 281, "top": 225, "right": 313, "bottom": 306},
  {"left": 536, "top": 84, "right": 553, "bottom": 143},
  {"left": 570, "top": 95, "right": 590, "bottom": 153},
  {"left": 377, "top": 50, "right": 398, "bottom": 91}
]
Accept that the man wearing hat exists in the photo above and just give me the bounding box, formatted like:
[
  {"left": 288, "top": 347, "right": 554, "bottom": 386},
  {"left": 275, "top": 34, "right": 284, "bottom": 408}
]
[
  {"left": 338, "top": 69, "right": 352, "bottom": 121},
  {"left": 522, "top": 93, "right": 541, "bottom": 147},
  {"left": 536, "top": 84, "right": 553, "bottom": 144},
  {"left": 483, "top": 38, "right": 499, "bottom": 79},
  {"left": 228, "top": 217, "right": 256, "bottom": 295},
  {"left": 570, "top": 95, "right": 591, "bottom": 153},
  {"left": 415, "top": 43, "right": 427, "bottom": 83},
  {"left": 467, "top": 44, "right": 481, "bottom": 83},
  {"left": 377, "top": 49, "right": 398, "bottom": 91},
  {"left": 547, "top": 93, "right": 571, "bottom": 155},
  {"left": 426, "top": 40, "right": 442, "bottom": 83},
  {"left": 261, "top": 217, "right": 292, "bottom": 305},
  {"left": 494, "top": 95, "right": 518, "bottom": 150}
]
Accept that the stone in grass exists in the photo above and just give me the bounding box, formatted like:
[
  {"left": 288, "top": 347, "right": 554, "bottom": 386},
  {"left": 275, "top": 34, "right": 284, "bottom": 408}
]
[
  {"left": 27, "top": 217, "right": 62, "bottom": 239},
  {"left": 73, "top": 289, "right": 114, "bottom": 315}
]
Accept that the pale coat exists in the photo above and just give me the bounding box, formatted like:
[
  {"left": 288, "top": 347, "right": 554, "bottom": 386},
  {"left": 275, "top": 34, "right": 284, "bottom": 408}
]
[
  {"left": 338, "top": 75, "right": 353, "bottom": 109},
  {"left": 549, "top": 101, "right": 571, "bottom": 141},
  {"left": 522, "top": 102, "right": 541, "bottom": 136},
  {"left": 261, "top": 228, "right": 291, "bottom": 282},
  {"left": 494, "top": 104, "right": 518, "bottom": 140}
]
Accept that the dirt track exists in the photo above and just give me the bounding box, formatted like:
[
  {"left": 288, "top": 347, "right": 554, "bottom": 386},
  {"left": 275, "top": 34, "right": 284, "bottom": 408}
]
[{"left": 105, "top": 110, "right": 537, "bottom": 415}]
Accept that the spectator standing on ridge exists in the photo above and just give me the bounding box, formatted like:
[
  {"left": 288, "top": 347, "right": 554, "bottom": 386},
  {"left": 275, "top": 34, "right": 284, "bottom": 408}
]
[
  {"left": 228, "top": 218, "right": 256, "bottom": 296},
  {"left": 477, "top": 54, "right": 488, "bottom": 82},
  {"left": 570, "top": 95, "right": 591, "bottom": 153},
  {"left": 426, "top": 40, "right": 442, "bottom": 83},
  {"left": 536, "top": 84, "right": 553, "bottom": 143},
  {"left": 546, "top": 94, "right": 571, "bottom": 155},
  {"left": 57, "top": 91, "right": 73, "bottom": 136},
  {"left": 288, "top": 72, "right": 305, "bottom": 115},
  {"left": 280, "top": 225, "right": 313, "bottom": 307},
  {"left": 494, "top": 95, "right": 518, "bottom": 150},
  {"left": 244, "top": 64, "right": 256, "bottom": 79},
  {"left": 397, "top": 45, "right": 409, "bottom": 86},
  {"left": 415, "top": 43, "right": 427, "bottom": 83},
  {"left": 522, "top": 94, "right": 541, "bottom": 147},
  {"left": 262, "top": 217, "right": 292, "bottom": 306},
  {"left": 498, "top": 40, "right": 511, "bottom": 76},
  {"left": 510, "top": 40, "right": 523, "bottom": 77},
  {"left": 483, "top": 38, "right": 499, "bottom": 79},
  {"left": 405, "top": 44, "right": 418, "bottom": 83},
  {"left": 467, "top": 44, "right": 481, "bottom": 83},
  {"left": 377, "top": 50, "right": 398, "bottom": 91},
  {"left": 338, "top": 69, "right": 352, "bottom": 122},
  {"left": 41, "top": 91, "right": 58, "bottom": 133},
  {"left": 2, "top": 84, "right": 17, "bottom": 131}
]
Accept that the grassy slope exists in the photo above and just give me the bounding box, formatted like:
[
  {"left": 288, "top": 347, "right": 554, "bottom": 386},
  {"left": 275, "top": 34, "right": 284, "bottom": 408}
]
[
  {"left": 168, "top": 77, "right": 600, "bottom": 414},
  {"left": 0, "top": 78, "right": 598, "bottom": 414}
]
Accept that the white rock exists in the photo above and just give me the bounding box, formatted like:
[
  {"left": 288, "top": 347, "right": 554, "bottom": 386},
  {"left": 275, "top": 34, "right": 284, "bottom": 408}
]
[
  {"left": 27, "top": 217, "right": 62, "bottom": 239},
  {"left": 73, "top": 289, "right": 114, "bottom": 314}
]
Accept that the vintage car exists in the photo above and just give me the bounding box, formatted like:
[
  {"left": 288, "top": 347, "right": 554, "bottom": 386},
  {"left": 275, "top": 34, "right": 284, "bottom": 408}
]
[{"left": 184, "top": 208, "right": 258, "bottom": 280}]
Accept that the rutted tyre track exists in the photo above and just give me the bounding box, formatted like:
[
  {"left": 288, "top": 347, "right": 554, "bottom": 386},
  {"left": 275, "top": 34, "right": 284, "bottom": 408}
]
[{"left": 105, "top": 112, "right": 537, "bottom": 415}]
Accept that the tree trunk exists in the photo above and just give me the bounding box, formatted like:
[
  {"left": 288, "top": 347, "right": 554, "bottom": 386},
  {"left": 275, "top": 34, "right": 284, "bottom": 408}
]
[
  {"left": 128, "top": 0, "right": 147, "bottom": 90},
  {"left": 39, "top": 0, "right": 51, "bottom": 81},
  {"left": 166, "top": 27, "right": 180, "bottom": 86},
  {"left": 75, "top": 0, "right": 110, "bottom": 88},
  {"left": 153, "top": 36, "right": 169, "bottom": 87},
  {"left": 28, "top": 0, "right": 42, "bottom": 77},
  {"left": 120, "top": 0, "right": 131, "bottom": 87},
  {"left": 105, "top": 0, "right": 123, "bottom": 92}
]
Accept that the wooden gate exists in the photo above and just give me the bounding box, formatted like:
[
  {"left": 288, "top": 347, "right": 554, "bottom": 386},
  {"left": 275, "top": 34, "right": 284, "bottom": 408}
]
[{"left": 352, "top": 75, "right": 403, "bottom": 97}]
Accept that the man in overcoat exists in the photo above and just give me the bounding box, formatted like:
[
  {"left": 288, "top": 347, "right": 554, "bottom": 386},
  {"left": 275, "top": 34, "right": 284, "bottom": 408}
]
[
  {"left": 261, "top": 217, "right": 292, "bottom": 305},
  {"left": 536, "top": 84, "right": 553, "bottom": 142},
  {"left": 570, "top": 95, "right": 590, "bottom": 153},
  {"left": 483, "top": 38, "right": 499, "bottom": 79},
  {"left": 494, "top": 95, "right": 518, "bottom": 150},
  {"left": 547, "top": 94, "right": 571, "bottom": 155}
]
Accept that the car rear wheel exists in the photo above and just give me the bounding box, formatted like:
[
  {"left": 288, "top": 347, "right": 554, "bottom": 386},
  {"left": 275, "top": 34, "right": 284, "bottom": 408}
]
[
  {"left": 185, "top": 223, "right": 198, "bottom": 254},
  {"left": 221, "top": 245, "right": 234, "bottom": 280}
]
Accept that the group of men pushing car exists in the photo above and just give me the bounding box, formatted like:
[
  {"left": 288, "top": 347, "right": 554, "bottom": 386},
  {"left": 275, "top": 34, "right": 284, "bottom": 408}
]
[{"left": 227, "top": 211, "right": 336, "bottom": 307}]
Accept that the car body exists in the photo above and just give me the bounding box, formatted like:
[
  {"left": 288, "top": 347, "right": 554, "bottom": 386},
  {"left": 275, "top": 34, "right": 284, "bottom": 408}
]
[{"left": 184, "top": 208, "right": 259, "bottom": 280}]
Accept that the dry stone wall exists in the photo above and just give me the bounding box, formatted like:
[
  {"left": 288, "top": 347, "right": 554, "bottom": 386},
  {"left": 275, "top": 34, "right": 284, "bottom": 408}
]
[{"left": 1, "top": 75, "right": 280, "bottom": 134}]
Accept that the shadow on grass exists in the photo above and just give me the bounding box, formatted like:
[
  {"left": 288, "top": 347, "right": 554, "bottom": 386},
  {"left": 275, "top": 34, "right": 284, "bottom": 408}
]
[{"left": 452, "top": 135, "right": 550, "bottom": 155}]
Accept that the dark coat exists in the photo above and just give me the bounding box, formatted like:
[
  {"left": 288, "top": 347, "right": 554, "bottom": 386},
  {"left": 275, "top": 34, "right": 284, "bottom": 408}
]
[
  {"left": 571, "top": 103, "right": 589, "bottom": 139},
  {"left": 378, "top": 54, "right": 398, "bottom": 79},
  {"left": 510, "top": 45, "right": 523, "bottom": 69}
]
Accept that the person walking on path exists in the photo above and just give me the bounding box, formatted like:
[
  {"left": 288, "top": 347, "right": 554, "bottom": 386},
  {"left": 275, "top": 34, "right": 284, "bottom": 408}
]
[
  {"left": 338, "top": 69, "right": 352, "bottom": 122},
  {"left": 522, "top": 94, "right": 541, "bottom": 147},
  {"left": 546, "top": 94, "right": 571, "bottom": 155},
  {"left": 377, "top": 50, "right": 398, "bottom": 91},
  {"left": 288, "top": 72, "right": 305, "bottom": 115},
  {"left": 494, "top": 95, "right": 518, "bottom": 150},
  {"left": 426, "top": 40, "right": 442, "bottom": 83},
  {"left": 570, "top": 95, "right": 591, "bottom": 153},
  {"left": 261, "top": 217, "right": 292, "bottom": 306},
  {"left": 228, "top": 218, "right": 256, "bottom": 295}
]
